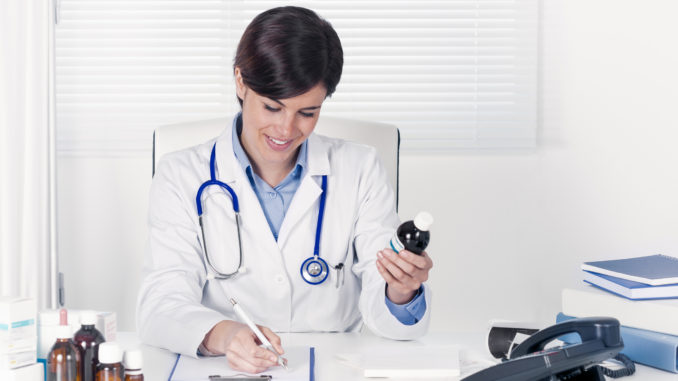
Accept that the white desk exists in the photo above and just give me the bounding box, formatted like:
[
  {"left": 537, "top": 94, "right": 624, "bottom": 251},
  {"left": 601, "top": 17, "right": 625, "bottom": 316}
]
[{"left": 117, "top": 331, "right": 678, "bottom": 381}]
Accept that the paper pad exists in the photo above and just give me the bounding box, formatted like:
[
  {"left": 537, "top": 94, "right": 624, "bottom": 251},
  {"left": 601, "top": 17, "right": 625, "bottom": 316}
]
[{"left": 170, "top": 346, "right": 311, "bottom": 381}]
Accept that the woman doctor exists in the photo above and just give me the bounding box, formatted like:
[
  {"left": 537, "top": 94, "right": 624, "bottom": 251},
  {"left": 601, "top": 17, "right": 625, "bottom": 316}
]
[{"left": 137, "top": 6, "right": 433, "bottom": 374}]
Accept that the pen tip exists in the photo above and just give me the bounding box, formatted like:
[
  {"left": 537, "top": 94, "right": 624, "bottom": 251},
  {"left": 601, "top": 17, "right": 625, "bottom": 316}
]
[{"left": 229, "top": 298, "right": 236, "bottom": 305}]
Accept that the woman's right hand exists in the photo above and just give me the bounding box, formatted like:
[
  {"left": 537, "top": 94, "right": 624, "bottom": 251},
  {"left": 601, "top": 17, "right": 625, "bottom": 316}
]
[{"left": 202, "top": 320, "right": 285, "bottom": 373}]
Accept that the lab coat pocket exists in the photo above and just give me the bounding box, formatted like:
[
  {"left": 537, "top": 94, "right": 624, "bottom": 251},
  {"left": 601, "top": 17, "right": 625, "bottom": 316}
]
[{"left": 306, "top": 248, "right": 361, "bottom": 332}]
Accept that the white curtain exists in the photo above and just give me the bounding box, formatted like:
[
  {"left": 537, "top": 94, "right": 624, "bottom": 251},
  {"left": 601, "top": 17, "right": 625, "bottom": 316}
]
[{"left": 0, "top": 0, "right": 57, "bottom": 309}]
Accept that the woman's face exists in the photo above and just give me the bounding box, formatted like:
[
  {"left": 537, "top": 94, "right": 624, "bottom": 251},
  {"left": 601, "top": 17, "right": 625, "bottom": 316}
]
[{"left": 235, "top": 69, "right": 327, "bottom": 176}]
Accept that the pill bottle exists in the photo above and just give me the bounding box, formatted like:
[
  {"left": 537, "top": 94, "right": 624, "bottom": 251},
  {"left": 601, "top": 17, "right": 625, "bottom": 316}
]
[
  {"left": 123, "top": 349, "right": 144, "bottom": 381},
  {"left": 389, "top": 211, "right": 433, "bottom": 255},
  {"left": 95, "top": 342, "right": 124, "bottom": 381},
  {"left": 47, "top": 324, "right": 82, "bottom": 381},
  {"left": 74, "top": 311, "right": 106, "bottom": 381}
]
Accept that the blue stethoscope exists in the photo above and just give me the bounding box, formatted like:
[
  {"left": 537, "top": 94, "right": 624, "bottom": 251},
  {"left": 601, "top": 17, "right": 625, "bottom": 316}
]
[{"left": 196, "top": 143, "right": 330, "bottom": 285}]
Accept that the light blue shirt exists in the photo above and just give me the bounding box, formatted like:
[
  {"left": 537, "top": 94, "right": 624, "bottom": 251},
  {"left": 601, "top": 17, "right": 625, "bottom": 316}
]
[{"left": 230, "top": 113, "right": 425, "bottom": 325}]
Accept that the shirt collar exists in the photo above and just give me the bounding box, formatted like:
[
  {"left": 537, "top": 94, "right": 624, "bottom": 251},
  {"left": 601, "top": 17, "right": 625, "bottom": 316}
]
[{"left": 231, "top": 112, "right": 307, "bottom": 180}]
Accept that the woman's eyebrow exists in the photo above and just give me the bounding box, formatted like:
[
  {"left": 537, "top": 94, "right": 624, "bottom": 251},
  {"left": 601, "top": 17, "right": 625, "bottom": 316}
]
[
  {"left": 269, "top": 97, "right": 285, "bottom": 106},
  {"left": 267, "top": 97, "right": 321, "bottom": 111}
]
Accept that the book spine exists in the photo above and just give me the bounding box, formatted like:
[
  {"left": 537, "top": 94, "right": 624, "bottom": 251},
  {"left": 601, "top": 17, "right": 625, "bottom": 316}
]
[
  {"left": 557, "top": 313, "right": 678, "bottom": 373},
  {"left": 562, "top": 288, "right": 678, "bottom": 336}
]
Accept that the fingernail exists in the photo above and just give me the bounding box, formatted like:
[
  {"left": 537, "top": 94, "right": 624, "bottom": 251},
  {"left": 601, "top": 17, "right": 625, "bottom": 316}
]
[
  {"left": 377, "top": 251, "right": 384, "bottom": 259},
  {"left": 270, "top": 356, "right": 277, "bottom": 362}
]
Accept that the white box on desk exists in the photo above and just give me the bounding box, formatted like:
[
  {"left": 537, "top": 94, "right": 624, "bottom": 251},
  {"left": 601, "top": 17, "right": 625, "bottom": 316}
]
[
  {"left": 0, "top": 297, "right": 37, "bottom": 355},
  {"left": 0, "top": 349, "right": 37, "bottom": 370},
  {"left": 0, "top": 361, "right": 43, "bottom": 380},
  {"left": 61, "top": 309, "right": 117, "bottom": 341}
]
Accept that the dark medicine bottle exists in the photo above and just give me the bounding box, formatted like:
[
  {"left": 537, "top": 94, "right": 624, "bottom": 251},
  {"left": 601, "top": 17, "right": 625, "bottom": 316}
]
[
  {"left": 389, "top": 211, "right": 433, "bottom": 255},
  {"left": 74, "top": 311, "right": 106, "bottom": 381},
  {"left": 95, "top": 342, "right": 124, "bottom": 381},
  {"left": 47, "top": 325, "right": 82, "bottom": 381}
]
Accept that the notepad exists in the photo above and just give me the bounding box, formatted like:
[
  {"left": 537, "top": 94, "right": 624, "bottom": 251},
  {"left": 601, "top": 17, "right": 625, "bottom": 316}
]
[
  {"left": 336, "top": 345, "right": 460, "bottom": 378},
  {"left": 169, "top": 346, "right": 313, "bottom": 381}
]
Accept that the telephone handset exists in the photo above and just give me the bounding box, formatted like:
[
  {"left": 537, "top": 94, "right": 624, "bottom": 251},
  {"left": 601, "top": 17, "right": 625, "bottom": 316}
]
[{"left": 463, "top": 317, "right": 625, "bottom": 381}]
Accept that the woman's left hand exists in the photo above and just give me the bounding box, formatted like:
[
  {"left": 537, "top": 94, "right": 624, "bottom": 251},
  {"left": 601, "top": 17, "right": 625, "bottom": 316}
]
[{"left": 376, "top": 248, "right": 433, "bottom": 304}]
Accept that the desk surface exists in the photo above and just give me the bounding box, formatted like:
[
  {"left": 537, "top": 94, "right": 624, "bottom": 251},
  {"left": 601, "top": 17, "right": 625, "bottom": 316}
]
[{"left": 118, "top": 331, "right": 678, "bottom": 381}]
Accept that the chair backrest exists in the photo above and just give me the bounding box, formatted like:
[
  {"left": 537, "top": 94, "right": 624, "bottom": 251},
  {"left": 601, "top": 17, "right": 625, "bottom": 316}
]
[{"left": 153, "top": 115, "right": 400, "bottom": 207}]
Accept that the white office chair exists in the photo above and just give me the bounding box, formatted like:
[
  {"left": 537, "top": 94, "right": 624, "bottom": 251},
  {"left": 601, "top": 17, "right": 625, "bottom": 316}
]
[{"left": 152, "top": 115, "right": 400, "bottom": 207}]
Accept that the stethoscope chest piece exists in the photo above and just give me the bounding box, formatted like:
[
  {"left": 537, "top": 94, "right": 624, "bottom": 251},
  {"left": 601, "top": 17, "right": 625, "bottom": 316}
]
[{"left": 301, "top": 255, "right": 329, "bottom": 284}]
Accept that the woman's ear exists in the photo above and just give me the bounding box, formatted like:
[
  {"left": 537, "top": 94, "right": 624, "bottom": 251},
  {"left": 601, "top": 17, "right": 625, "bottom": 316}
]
[{"left": 234, "top": 67, "right": 247, "bottom": 100}]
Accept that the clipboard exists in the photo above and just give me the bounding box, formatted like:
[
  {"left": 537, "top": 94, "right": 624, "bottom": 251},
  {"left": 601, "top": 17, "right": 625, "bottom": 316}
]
[{"left": 168, "top": 346, "right": 315, "bottom": 381}]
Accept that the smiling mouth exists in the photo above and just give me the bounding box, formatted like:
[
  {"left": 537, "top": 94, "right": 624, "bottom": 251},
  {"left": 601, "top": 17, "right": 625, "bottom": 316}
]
[{"left": 268, "top": 136, "right": 291, "bottom": 145}]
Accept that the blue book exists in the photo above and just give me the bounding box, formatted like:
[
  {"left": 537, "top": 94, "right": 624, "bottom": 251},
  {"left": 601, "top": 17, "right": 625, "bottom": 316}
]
[
  {"left": 581, "top": 254, "right": 678, "bottom": 286},
  {"left": 583, "top": 270, "right": 678, "bottom": 300},
  {"left": 557, "top": 313, "right": 678, "bottom": 373}
]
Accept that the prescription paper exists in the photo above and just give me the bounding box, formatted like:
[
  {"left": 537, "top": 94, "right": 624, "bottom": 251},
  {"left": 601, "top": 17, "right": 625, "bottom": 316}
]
[
  {"left": 170, "top": 345, "right": 311, "bottom": 381},
  {"left": 336, "top": 345, "right": 460, "bottom": 378}
]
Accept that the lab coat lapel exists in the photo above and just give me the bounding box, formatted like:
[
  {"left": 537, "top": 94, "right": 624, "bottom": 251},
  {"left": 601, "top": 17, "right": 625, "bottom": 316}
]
[
  {"left": 214, "top": 122, "right": 238, "bottom": 184},
  {"left": 277, "top": 133, "right": 331, "bottom": 247}
]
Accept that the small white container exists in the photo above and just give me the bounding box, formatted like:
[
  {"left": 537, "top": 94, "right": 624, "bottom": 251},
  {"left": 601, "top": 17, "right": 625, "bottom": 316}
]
[
  {"left": 0, "top": 361, "right": 44, "bottom": 381},
  {"left": 0, "top": 297, "right": 37, "bottom": 357}
]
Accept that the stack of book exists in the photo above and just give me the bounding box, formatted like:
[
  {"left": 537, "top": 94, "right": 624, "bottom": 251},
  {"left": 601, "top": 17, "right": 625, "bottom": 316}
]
[{"left": 560, "top": 254, "right": 678, "bottom": 373}]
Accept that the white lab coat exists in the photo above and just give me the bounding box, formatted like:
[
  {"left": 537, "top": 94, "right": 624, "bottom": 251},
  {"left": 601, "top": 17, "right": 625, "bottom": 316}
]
[{"left": 136, "top": 120, "right": 432, "bottom": 357}]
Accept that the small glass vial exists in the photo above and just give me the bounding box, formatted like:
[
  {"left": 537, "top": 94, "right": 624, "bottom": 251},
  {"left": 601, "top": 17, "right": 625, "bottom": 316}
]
[
  {"left": 389, "top": 211, "right": 433, "bottom": 255},
  {"left": 74, "top": 311, "right": 106, "bottom": 381},
  {"left": 123, "top": 349, "right": 144, "bottom": 381},
  {"left": 95, "top": 342, "right": 124, "bottom": 381},
  {"left": 47, "top": 324, "right": 82, "bottom": 381}
]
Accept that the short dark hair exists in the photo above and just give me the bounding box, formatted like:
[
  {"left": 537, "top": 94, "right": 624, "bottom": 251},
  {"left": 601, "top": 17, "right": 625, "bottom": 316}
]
[{"left": 234, "top": 6, "right": 343, "bottom": 106}]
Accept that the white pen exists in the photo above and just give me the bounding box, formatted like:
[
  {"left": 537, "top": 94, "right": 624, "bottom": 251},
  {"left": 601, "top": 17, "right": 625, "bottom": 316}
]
[{"left": 230, "top": 298, "right": 288, "bottom": 370}]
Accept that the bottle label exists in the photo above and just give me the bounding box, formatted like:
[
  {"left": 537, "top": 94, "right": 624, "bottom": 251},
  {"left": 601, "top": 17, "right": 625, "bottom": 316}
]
[{"left": 389, "top": 235, "right": 404, "bottom": 253}]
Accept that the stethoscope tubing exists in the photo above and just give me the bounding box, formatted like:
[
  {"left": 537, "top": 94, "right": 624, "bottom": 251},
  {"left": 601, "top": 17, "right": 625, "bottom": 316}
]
[{"left": 196, "top": 142, "right": 328, "bottom": 284}]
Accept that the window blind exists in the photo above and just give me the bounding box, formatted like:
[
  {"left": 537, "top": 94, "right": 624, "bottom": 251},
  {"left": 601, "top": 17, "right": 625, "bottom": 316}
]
[{"left": 56, "top": 0, "right": 538, "bottom": 153}]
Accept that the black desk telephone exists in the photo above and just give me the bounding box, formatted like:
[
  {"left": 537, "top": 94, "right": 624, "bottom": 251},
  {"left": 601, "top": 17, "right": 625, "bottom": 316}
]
[{"left": 463, "top": 317, "right": 629, "bottom": 381}]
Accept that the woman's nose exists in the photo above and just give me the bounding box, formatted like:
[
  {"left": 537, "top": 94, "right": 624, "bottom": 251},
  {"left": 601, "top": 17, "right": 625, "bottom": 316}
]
[{"left": 276, "top": 113, "right": 295, "bottom": 137}]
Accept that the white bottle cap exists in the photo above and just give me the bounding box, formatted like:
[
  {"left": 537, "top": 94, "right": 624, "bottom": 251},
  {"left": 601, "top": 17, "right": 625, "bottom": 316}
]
[
  {"left": 80, "top": 310, "right": 97, "bottom": 325},
  {"left": 55, "top": 324, "right": 73, "bottom": 339},
  {"left": 123, "top": 349, "right": 143, "bottom": 370},
  {"left": 98, "top": 342, "right": 122, "bottom": 364},
  {"left": 413, "top": 211, "right": 434, "bottom": 231}
]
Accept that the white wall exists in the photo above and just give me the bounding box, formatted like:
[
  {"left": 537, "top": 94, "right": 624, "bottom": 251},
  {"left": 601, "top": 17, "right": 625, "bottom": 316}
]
[{"left": 58, "top": 0, "right": 678, "bottom": 333}]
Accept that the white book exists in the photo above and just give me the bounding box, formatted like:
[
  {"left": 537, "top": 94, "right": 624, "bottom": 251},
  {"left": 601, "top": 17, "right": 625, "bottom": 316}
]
[{"left": 562, "top": 286, "right": 678, "bottom": 336}]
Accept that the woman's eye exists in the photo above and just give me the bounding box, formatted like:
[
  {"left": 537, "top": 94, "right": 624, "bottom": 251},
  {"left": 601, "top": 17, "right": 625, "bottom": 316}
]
[
  {"left": 264, "top": 104, "right": 280, "bottom": 112},
  {"left": 300, "top": 111, "right": 315, "bottom": 118}
]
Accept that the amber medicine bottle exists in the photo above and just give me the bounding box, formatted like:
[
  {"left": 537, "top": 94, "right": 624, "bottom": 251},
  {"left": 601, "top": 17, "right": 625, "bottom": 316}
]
[
  {"left": 47, "top": 324, "right": 82, "bottom": 381},
  {"left": 95, "top": 342, "right": 124, "bottom": 381},
  {"left": 123, "top": 349, "right": 144, "bottom": 381}
]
